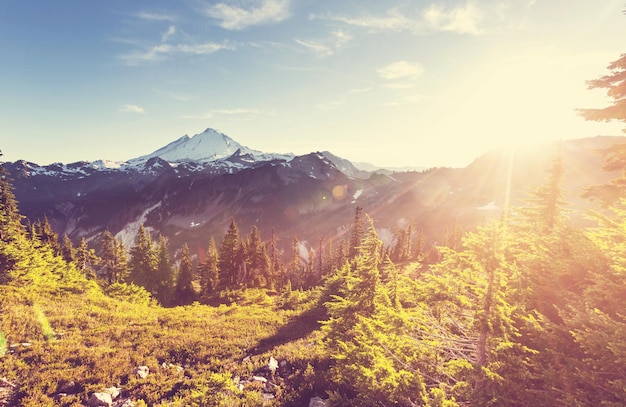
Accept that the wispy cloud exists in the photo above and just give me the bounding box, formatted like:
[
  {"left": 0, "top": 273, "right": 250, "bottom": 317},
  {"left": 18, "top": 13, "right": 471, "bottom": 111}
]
[
  {"left": 182, "top": 108, "right": 274, "bottom": 120},
  {"left": 295, "top": 30, "right": 352, "bottom": 57},
  {"left": 314, "top": 1, "right": 489, "bottom": 36},
  {"left": 136, "top": 12, "right": 177, "bottom": 22},
  {"left": 378, "top": 61, "right": 424, "bottom": 81},
  {"left": 161, "top": 25, "right": 177, "bottom": 42},
  {"left": 205, "top": 0, "right": 291, "bottom": 30},
  {"left": 120, "top": 104, "right": 145, "bottom": 114},
  {"left": 120, "top": 42, "right": 234, "bottom": 66},
  {"left": 423, "top": 3, "right": 484, "bottom": 35}
]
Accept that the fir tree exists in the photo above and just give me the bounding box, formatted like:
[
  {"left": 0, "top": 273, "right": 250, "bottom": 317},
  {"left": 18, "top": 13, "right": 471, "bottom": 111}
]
[
  {"left": 154, "top": 235, "right": 175, "bottom": 304},
  {"left": 0, "top": 155, "right": 24, "bottom": 280},
  {"left": 348, "top": 206, "right": 364, "bottom": 259},
  {"left": 246, "top": 225, "right": 270, "bottom": 288},
  {"left": 174, "top": 244, "right": 195, "bottom": 305},
  {"left": 198, "top": 237, "right": 219, "bottom": 297},
  {"left": 218, "top": 218, "right": 240, "bottom": 289},
  {"left": 128, "top": 225, "right": 156, "bottom": 291},
  {"left": 60, "top": 234, "right": 76, "bottom": 264},
  {"left": 74, "top": 237, "right": 99, "bottom": 278}
]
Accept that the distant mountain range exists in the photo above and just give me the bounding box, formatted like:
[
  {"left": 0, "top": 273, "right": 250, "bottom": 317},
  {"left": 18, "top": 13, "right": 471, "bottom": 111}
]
[{"left": 2, "top": 128, "right": 623, "bottom": 258}]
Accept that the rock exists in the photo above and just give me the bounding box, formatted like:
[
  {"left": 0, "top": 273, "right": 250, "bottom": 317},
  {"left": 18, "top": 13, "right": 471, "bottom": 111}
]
[
  {"left": 114, "top": 399, "right": 135, "bottom": 407},
  {"left": 57, "top": 380, "right": 80, "bottom": 395},
  {"left": 252, "top": 375, "right": 268, "bottom": 383},
  {"left": 262, "top": 392, "right": 275, "bottom": 401},
  {"left": 268, "top": 357, "right": 279, "bottom": 374},
  {"left": 87, "top": 392, "right": 113, "bottom": 407},
  {"left": 134, "top": 366, "right": 149, "bottom": 379},
  {"left": 309, "top": 396, "right": 327, "bottom": 407},
  {"left": 104, "top": 386, "right": 122, "bottom": 400}
]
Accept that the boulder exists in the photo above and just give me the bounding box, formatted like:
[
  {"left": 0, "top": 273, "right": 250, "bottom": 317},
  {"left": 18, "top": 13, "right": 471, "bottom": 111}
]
[
  {"left": 268, "top": 357, "right": 279, "bottom": 374},
  {"left": 309, "top": 396, "right": 327, "bottom": 407},
  {"left": 87, "top": 392, "right": 113, "bottom": 407},
  {"left": 134, "top": 366, "right": 149, "bottom": 379},
  {"left": 57, "top": 380, "right": 80, "bottom": 394},
  {"left": 104, "top": 386, "right": 122, "bottom": 400}
]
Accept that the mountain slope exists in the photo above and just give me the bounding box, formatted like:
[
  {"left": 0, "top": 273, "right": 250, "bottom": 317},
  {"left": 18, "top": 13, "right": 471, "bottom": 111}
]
[{"left": 2, "top": 131, "right": 624, "bottom": 260}]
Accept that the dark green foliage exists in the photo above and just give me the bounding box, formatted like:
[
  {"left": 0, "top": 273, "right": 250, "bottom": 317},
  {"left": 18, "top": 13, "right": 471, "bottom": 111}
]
[
  {"left": 578, "top": 53, "right": 626, "bottom": 125},
  {"left": 219, "top": 218, "right": 241, "bottom": 289},
  {"left": 173, "top": 244, "right": 195, "bottom": 305},
  {"left": 198, "top": 237, "right": 219, "bottom": 298},
  {"left": 128, "top": 225, "right": 157, "bottom": 291}
]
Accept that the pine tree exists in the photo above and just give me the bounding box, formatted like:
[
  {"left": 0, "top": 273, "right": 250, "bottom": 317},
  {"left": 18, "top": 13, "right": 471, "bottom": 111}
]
[
  {"left": 128, "top": 225, "right": 156, "bottom": 291},
  {"left": 578, "top": 53, "right": 626, "bottom": 126},
  {"left": 288, "top": 237, "right": 302, "bottom": 288},
  {"left": 218, "top": 218, "right": 240, "bottom": 289},
  {"left": 0, "top": 155, "right": 25, "bottom": 281},
  {"left": 246, "top": 225, "right": 270, "bottom": 288},
  {"left": 100, "top": 231, "right": 117, "bottom": 285},
  {"left": 74, "top": 237, "right": 99, "bottom": 278},
  {"left": 520, "top": 145, "right": 566, "bottom": 233},
  {"left": 31, "top": 216, "right": 60, "bottom": 255},
  {"left": 174, "top": 244, "right": 196, "bottom": 305},
  {"left": 60, "top": 234, "right": 76, "bottom": 264},
  {"left": 322, "top": 217, "right": 430, "bottom": 405},
  {"left": 348, "top": 206, "right": 364, "bottom": 259},
  {"left": 154, "top": 235, "right": 175, "bottom": 304},
  {"left": 198, "top": 237, "right": 219, "bottom": 297},
  {"left": 267, "top": 228, "right": 282, "bottom": 289}
]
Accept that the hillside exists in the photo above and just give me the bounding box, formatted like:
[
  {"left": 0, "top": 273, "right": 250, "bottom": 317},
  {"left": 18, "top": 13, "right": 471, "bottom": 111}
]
[{"left": 3, "top": 135, "right": 626, "bottom": 406}]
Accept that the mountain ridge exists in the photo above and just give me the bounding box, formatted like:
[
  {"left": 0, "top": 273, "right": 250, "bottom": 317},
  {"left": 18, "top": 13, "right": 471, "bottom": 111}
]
[{"left": 3, "top": 132, "right": 624, "bottom": 262}]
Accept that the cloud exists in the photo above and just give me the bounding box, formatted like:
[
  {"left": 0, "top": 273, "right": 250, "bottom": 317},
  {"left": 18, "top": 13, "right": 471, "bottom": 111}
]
[
  {"left": 295, "top": 30, "right": 352, "bottom": 57},
  {"left": 120, "top": 104, "right": 145, "bottom": 114},
  {"left": 120, "top": 42, "right": 234, "bottom": 65},
  {"left": 314, "top": 1, "right": 489, "bottom": 36},
  {"left": 378, "top": 61, "right": 424, "bottom": 81},
  {"left": 295, "top": 39, "right": 332, "bottom": 57},
  {"left": 205, "top": 0, "right": 291, "bottom": 30},
  {"left": 136, "top": 12, "right": 177, "bottom": 22},
  {"left": 161, "top": 25, "right": 177, "bottom": 42},
  {"left": 423, "top": 3, "right": 484, "bottom": 35}
]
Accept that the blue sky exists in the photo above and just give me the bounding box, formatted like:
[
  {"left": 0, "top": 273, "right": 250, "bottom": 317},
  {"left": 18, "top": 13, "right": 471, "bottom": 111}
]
[{"left": 2, "top": 0, "right": 626, "bottom": 168}]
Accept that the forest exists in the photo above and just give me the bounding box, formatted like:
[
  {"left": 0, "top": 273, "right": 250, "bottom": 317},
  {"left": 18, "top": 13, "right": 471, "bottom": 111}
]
[{"left": 1, "top": 54, "right": 626, "bottom": 406}]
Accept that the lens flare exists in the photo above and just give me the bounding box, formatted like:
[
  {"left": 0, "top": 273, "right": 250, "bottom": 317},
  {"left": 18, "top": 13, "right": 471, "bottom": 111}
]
[
  {"left": 33, "top": 304, "right": 55, "bottom": 341},
  {"left": 332, "top": 184, "right": 347, "bottom": 200},
  {"left": 0, "top": 330, "right": 6, "bottom": 356}
]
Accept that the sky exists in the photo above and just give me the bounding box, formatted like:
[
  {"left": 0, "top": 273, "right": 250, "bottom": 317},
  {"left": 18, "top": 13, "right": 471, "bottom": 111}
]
[{"left": 1, "top": 0, "right": 626, "bottom": 168}]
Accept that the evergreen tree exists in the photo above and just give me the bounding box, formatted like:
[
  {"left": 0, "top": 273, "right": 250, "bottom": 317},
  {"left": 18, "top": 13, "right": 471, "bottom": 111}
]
[
  {"left": 246, "top": 225, "right": 270, "bottom": 288},
  {"left": 198, "top": 237, "right": 219, "bottom": 297},
  {"left": 288, "top": 237, "right": 302, "bottom": 288},
  {"left": 578, "top": 53, "right": 626, "bottom": 203},
  {"left": 348, "top": 206, "right": 364, "bottom": 259},
  {"left": 267, "top": 228, "right": 282, "bottom": 289},
  {"left": 128, "top": 225, "right": 156, "bottom": 291},
  {"left": 74, "top": 237, "right": 99, "bottom": 278},
  {"left": 154, "top": 235, "right": 175, "bottom": 304},
  {"left": 60, "top": 234, "right": 76, "bottom": 264},
  {"left": 520, "top": 145, "right": 566, "bottom": 233},
  {"left": 32, "top": 216, "right": 60, "bottom": 254},
  {"left": 218, "top": 218, "right": 240, "bottom": 289},
  {"left": 100, "top": 231, "right": 118, "bottom": 285},
  {"left": 578, "top": 53, "right": 626, "bottom": 125},
  {"left": 174, "top": 244, "right": 195, "bottom": 305},
  {"left": 322, "top": 217, "right": 431, "bottom": 405},
  {"left": 0, "top": 155, "right": 25, "bottom": 281}
]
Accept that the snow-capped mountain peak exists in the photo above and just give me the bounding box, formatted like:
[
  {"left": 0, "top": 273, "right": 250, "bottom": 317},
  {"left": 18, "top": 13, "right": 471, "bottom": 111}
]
[{"left": 130, "top": 128, "right": 259, "bottom": 164}]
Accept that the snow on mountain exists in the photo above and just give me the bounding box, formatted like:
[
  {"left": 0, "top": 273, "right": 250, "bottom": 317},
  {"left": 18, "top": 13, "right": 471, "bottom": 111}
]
[{"left": 131, "top": 128, "right": 250, "bottom": 163}]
